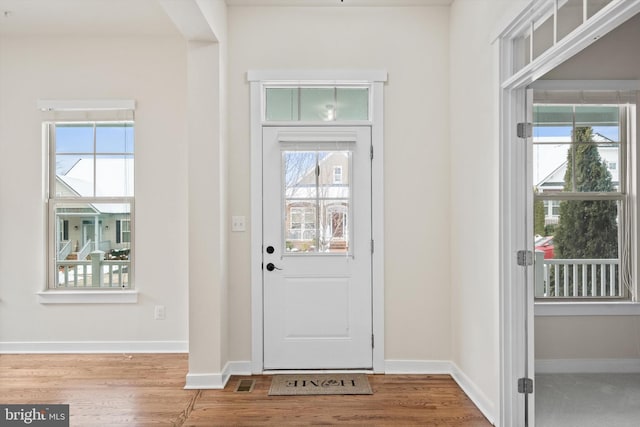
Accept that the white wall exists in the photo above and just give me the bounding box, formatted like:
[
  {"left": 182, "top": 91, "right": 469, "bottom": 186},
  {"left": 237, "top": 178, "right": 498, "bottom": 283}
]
[
  {"left": 226, "top": 5, "right": 452, "bottom": 362},
  {"left": 449, "top": 0, "right": 507, "bottom": 419},
  {"left": 536, "top": 316, "right": 640, "bottom": 360},
  {"left": 0, "top": 35, "right": 189, "bottom": 349}
]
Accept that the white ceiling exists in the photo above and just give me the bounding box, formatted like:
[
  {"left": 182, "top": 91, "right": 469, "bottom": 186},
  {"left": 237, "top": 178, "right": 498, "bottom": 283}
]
[
  {"left": 0, "top": 0, "right": 179, "bottom": 36},
  {"left": 0, "top": 0, "right": 636, "bottom": 79},
  {"left": 0, "top": 0, "right": 452, "bottom": 36}
]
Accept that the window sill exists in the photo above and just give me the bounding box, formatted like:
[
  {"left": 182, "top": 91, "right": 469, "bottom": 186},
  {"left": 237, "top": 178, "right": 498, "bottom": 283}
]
[
  {"left": 38, "top": 290, "right": 138, "bottom": 304},
  {"left": 535, "top": 301, "right": 640, "bottom": 316}
]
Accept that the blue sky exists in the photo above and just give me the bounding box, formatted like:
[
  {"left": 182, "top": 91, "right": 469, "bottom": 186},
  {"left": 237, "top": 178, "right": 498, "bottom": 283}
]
[
  {"left": 534, "top": 125, "right": 619, "bottom": 141},
  {"left": 55, "top": 124, "right": 134, "bottom": 175}
]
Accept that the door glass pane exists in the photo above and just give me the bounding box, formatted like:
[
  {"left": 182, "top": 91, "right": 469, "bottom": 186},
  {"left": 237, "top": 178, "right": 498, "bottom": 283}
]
[
  {"left": 283, "top": 150, "right": 352, "bottom": 254},
  {"left": 523, "top": 33, "right": 532, "bottom": 69},
  {"left": 266, "top": 87, "right": 369, "bottom": 122},
  {"left": 533, "top": 12, "right": 554, "bottom": 60},
  {"left": 336, "top": 88, "right": 368, "bottom": 120},
  {"left": 266, "top": 88, "right": 299, "bottom": 121},
  {"left": 557, "top": 0, "right": 583, "bottom": 41},
  {"left": 300, "top": 88, "right": 335, "bottom": 121},
  {"left": 587, "top": 0, "right": 613, "bottom": 19},
  {"left": 318, "top": 151, "right": 351, "bottom": 253},
  {"left": 284, "top": 151, "right": 317, "bottom": 199}
]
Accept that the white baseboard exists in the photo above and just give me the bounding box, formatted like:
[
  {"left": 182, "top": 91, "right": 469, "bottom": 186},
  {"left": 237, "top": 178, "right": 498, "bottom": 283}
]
[
  {"left": 185, "top": 361, "right": 252, "bottom": 390},
  {"left": 0, "top": 340, "right": 188, "bottom": 354},
  {"left": 450, "top": 362, "right": 496, "bottom": 426},
  {"left": 536, "top": 358, "right": 640, "bottom": 374},
  {"left": 185, "top": 372, "right": 226, "bottom": 389}
]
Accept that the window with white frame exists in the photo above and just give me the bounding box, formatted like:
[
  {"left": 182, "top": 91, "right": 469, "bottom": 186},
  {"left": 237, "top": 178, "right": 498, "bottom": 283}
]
[
  {"left": 43, "top": 103, "right": 134, "bottom": 290},
  {"left": 532, "top": 91, "right": 635, "bottom": 300},
  {"left": 288, "top": 206, "right": 316, "bottom": 242}
]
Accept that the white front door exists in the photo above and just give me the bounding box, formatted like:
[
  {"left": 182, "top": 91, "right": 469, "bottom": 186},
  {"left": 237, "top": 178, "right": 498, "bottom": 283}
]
[{"left": 262, "top": 126, "right": 372, "bottom": 370}]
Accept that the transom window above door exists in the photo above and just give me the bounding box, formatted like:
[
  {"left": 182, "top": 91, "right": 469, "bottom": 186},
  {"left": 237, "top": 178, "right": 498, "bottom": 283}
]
[{"left": 265, "top": 86, "right": 369, "bottom": 122}]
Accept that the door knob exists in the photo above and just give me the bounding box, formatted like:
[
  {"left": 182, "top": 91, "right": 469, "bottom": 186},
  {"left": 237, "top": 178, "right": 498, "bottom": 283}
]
[
  {"left": 266, "top": 246, "right": 275, "bottom": 254},
  {"left": 266, "top": 262, "right": 282, "bottom": 271}
]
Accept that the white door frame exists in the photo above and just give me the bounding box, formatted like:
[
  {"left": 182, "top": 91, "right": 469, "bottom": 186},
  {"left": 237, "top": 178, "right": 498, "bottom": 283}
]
[
  {"left": 248, "top": 70, "right": 387, "bottom": 374},
  {"left": 497, "top": 1, "right": 640, "bottom": 425}
]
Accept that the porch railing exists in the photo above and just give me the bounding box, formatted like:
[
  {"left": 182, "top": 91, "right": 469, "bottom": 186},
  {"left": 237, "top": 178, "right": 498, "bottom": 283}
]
[
  {"left": 57, "top": 251, "right": 129, "bottom": 288},
  {"left": 535, "top": 251, "right": 622, "bottom": 298},
  {"left": 77, "top": 239, "right": 92, "bottom": 260},
  {"left": 58, "top": 240, "right": 72, "bottom": 261}
]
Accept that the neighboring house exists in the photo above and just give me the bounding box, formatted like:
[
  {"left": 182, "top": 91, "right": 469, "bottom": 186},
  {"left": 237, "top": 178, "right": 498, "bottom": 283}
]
[
  {"left": 534, "top": 133, "right": 619, "bottom": 225},
  {"left": 55, "top": 158, "right": 132, "bottom": 262},
  {"left": 284, "top": 151, "right": 350, "bottom": 252}
]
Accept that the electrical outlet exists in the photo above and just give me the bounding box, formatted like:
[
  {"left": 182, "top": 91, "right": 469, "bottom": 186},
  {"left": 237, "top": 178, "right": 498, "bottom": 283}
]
[
  {"left": 154, "top": 305, "right": 165, "bottom": 320},
  {"left": 232, "top": 216, "right": 246, "bottom": 232}
]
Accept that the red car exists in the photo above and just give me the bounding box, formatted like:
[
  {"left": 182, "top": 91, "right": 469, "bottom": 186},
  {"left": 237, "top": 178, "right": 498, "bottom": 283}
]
[{"left": 535, "top": 236, "right": 554, "bottom": 259}]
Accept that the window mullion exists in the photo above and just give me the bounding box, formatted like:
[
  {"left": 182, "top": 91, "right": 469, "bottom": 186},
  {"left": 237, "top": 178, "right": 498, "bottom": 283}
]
[
  {"left": 315, "top": 152, "right": 320, "bottom": 251},
  {"left": 93, "top": 123, "right": 97, "bottom": 197}
]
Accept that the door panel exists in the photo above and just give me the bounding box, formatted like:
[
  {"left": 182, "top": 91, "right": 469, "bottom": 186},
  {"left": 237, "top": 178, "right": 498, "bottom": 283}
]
[{"left": 262, "top": 126, "right": 372, "bottom": 370}]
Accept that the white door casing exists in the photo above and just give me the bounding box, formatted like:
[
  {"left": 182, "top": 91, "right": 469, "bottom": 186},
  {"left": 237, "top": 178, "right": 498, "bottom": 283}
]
[
  {"left": 248, "top": 70, "right": 387, "bottom": 373},
  {"left": 262, "top": 127, "right": 372, "bottom": 370}
]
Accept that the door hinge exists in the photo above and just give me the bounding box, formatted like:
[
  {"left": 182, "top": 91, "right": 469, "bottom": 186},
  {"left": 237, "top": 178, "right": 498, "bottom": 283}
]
[
  {"left": 517, "top": 250, "right": 533, "bottom": 266},
  {"left": 372, "top": 334, "right": 375, "bottom": 349},
  {"left": 371, "top": 239, "right": 374, "bottom": 254},
  {"left": 316, "top": 164, "right": 320, "bottom": 177},
  {"left": 370, "top": 145, "right": 374, "bottom": 160},
  {"left": 517, "top": 122, "right": 532, "bottom": 139},
  {"left": 518, "top": 377, "right": 533, "bottom": 394}
]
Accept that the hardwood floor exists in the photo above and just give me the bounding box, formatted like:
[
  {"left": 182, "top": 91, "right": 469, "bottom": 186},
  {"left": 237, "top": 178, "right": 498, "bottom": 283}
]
[{"left": 0, "top": 354, "right": 491, "bottom": 426}]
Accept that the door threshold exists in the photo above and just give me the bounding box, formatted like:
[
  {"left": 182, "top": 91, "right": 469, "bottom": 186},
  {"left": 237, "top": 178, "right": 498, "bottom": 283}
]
[{"left": 263, "top": 369, "right": 374, "bottom": 375}]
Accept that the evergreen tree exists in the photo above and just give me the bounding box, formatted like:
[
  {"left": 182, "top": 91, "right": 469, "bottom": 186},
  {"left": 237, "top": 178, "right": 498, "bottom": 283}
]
[{"left": 554, "top": 127, "right": 618, "bottom": 259}]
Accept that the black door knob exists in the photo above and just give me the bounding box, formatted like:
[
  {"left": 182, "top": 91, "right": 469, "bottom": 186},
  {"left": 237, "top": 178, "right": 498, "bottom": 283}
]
[{"left": 266, "top": 262, "right": 276, "bottom": 271}]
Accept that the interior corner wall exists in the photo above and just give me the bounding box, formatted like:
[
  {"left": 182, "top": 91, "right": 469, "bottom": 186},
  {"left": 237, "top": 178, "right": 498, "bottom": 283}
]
[
  {"left": 226, "top": 5, "right": 452, "bottom": 362},
  {"left": 449, "top": 0, "right": 517, "bottom": 418},
  {"left": 0, "top": 35, "right": 189, "bottom": 349}
]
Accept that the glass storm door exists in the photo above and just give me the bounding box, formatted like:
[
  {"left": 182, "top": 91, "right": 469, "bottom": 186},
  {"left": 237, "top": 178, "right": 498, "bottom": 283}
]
[{"left": 262, "top": 126, "right": 372, "bottom": 370}]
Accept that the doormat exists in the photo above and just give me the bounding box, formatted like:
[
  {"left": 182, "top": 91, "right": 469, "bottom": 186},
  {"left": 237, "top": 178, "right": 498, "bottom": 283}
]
[{"left": 268, "top": 374, "right": 372, "bottom": 396}]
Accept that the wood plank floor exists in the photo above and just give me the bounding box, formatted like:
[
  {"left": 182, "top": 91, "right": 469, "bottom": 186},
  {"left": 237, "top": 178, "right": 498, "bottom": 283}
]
[{"left": 0, "top": 354, "right": 491, "bottom": 426}]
